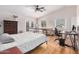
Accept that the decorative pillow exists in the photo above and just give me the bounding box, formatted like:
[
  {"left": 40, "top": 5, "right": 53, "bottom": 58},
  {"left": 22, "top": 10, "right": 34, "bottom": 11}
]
[{"left": 0, "top": 33, "right": 15, "bottom": 44}]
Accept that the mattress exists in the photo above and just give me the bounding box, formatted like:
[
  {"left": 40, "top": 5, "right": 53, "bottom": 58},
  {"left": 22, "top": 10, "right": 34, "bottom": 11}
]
[{"left": 0, "top": 32, "right": 47, "bottom": 53}]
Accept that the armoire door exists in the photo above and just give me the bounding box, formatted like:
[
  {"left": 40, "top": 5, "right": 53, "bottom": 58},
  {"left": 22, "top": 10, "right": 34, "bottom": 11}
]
[{"left": 4, "top": 20, "right": 18, "bottom": 34}]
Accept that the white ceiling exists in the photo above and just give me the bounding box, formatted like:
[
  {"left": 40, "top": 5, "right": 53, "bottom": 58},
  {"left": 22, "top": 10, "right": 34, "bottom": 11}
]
[{"left": 0, "top": 5, "right": 64, "bottom": 18}]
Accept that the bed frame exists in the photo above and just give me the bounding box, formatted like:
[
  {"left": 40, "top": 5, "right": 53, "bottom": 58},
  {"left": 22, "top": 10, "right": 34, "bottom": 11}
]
[
  {"left": 25, "top": 41, "right": 47, "bottom": 54},
  {"left": 0, "top": 41, "right": 47, "bottom": 54},
  {"left": 0, "top": 47, "right": 22, "bottom": 54},
  {"left": 2, "top": 20, "right": 47, "bottom": 54}
]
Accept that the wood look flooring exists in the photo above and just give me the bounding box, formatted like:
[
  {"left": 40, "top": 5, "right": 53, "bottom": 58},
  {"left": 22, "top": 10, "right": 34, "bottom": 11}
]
[{"left": 27, "top": 36, "right": 77, "bottom": 54}]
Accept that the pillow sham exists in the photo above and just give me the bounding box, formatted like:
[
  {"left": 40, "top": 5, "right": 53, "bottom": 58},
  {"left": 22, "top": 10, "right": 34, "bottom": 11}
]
[{"left": 0, "top": 33, "right": 15, "bottom": 44}]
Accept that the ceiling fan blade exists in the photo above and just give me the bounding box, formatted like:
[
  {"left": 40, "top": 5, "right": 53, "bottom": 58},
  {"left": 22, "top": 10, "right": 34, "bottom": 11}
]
[
  {"left": 35, "top": 5, "right": 39, "bottom": 8},
  {"left": 34, "top": 5, "right": 46, "bottom": 12},
  {"left": 38, "top": 9, "right": 43, "bottom": 12},
  {"left": 35, "top": 9, "right": 37, "bottom": 12},
  {"left": 35, "top": 9, "right": 42, "bottom": 12},
  {"left": 40, "top": 10, "right": 43, "bottom": 12},
  {"left": 41, "top": 7, "right": 46, "bottom": 10},
  {"left": 40, "top": 7, "right": 44, "bottom": 9}
]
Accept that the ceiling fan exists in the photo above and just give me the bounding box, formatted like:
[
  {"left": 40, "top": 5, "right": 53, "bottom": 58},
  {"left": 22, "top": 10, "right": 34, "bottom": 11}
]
[
  {"left": 34, "top": 5, "right": 46, "bottom": 12},
  {"left": 12, "top": 15, "right": 18, "bottom": 18}
]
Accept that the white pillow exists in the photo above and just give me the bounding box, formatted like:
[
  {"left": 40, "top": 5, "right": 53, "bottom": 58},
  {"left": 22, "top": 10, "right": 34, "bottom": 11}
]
[
  {"left": 0, "top": 33, "right": 15, "bottom": 44},
  {"left": 1, "top": 33, "right": 9, "bottom": 36}
]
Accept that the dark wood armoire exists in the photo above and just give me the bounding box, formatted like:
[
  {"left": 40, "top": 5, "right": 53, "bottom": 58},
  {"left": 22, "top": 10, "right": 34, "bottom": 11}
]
[{"left": 4, "top": 20, "right": 18, "bottom": 34}]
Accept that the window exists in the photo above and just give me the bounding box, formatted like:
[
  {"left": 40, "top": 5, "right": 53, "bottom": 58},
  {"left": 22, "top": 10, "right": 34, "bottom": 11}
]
[
  {"left": 41, "top": 20, "right": 46, "bottom": 27},
  {"left": 55, "top": 19, "right": 65, "bottom": 31}
]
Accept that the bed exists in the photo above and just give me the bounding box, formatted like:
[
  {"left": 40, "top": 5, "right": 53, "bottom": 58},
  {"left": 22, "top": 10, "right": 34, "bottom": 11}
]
[{"left": 0, "top": 32, "right": 47, "bottom": 54}]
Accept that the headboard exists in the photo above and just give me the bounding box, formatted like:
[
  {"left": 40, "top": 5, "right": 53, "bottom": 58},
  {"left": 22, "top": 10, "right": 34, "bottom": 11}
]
[{"left": 4, "top": 20, "right": 18, "bottom": 34}]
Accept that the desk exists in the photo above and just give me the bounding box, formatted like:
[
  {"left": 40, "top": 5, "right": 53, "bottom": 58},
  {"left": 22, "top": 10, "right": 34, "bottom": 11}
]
[
  {"left": 39, "top": 28, "right": 53, "bottom": 35},
  {"left": 68, "top": 33, "right": 78, "bottom": 50},
  {"left": 59, "top": 31, "right": 78, "bottom": 51},
  {"left": 29, "top": 27, "right": 53, "bottom": 35}
]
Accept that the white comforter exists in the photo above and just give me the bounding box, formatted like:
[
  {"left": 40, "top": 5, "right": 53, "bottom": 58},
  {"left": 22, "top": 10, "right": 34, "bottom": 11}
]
[{"left": 0, "top": 32, "right": 47, "bottom": 53}]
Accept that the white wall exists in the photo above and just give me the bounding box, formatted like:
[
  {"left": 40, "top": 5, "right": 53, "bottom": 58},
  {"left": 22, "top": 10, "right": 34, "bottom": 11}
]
[
  {"left": 0, "top": 5, "right": 43, "bottom": 34},
  {"left": 0, "top": 15, "right": 35, "bottom": 34},
  {"left": 16, "top": 16, "right": 35, "bottom": 33},
  {"left": 77, "top": 6, "right": 79, "bottom": 26},
  {"left": 0, "top": 6, "right": 36, "bottom": 34},
  {"left": 38, "top": 6, "right": 77, "bottom": 31},
  {"left": 0, "top": 5, "right": 77, "bottom": 34}
]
